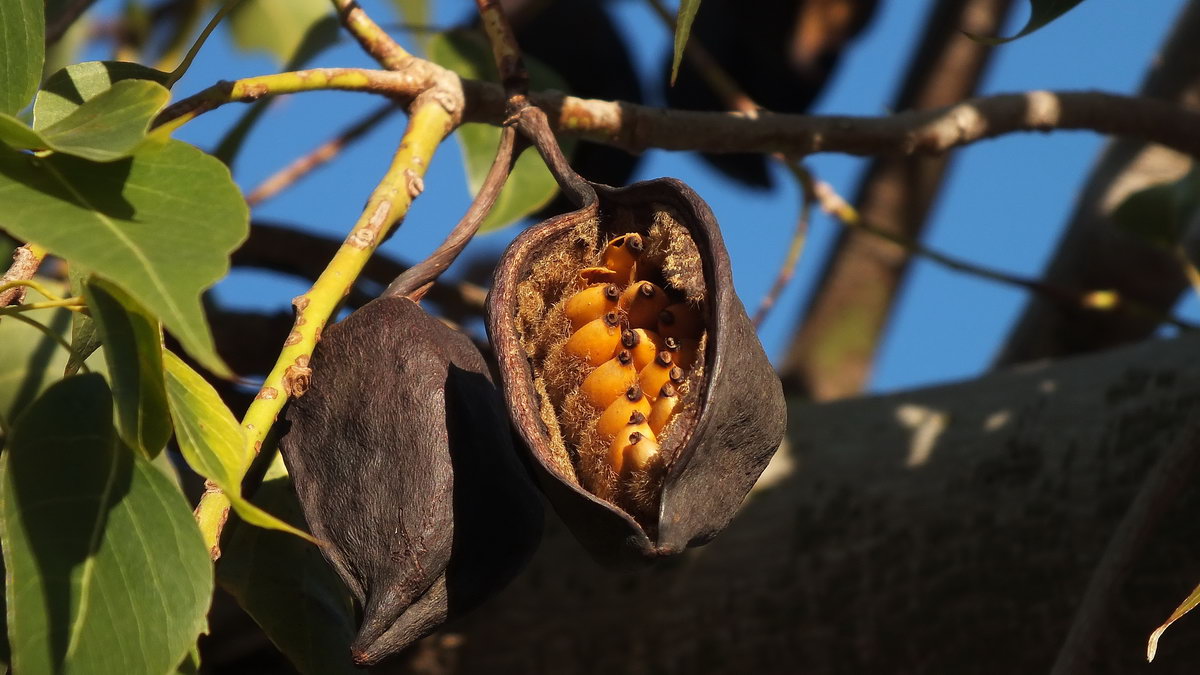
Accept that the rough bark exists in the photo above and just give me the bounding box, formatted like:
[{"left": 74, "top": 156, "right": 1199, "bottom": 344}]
[
  {"left": 995, "top": 0, "right": 1200, "bottom": 367},
  {"left": 388, "top": 332, "right": 1200, "bottom": 674},
  {"left": 781, "top": 0, "right": 1014, "bottom": 400}
]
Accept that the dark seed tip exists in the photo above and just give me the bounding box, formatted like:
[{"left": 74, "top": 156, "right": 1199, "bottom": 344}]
[
  {"left": 628, "top": 235, "right": 644, "bottom": 253},
  {"left": 628, "top": 411, "right": 646, "bottom": 424},
  {"left": 621, "top": 328, "right": 638, "bottom": 348},
  {"left": 625, "top": 385, "right": 642, "bottom": 401},
  {"left": 638, "top": 282, "right": 655, "bottom": 298},
  {"left": 617, "top": 350, "right": 633, "bottom": 365},
  {"left": 629, "top": 431, "right": 644, "bottom": 443},
  {"left": 664, "top": 336, "right": 680, "bottom": 349},
  {"left": 603, "top": 311, "right": 620, "bottom": 326},
  {"left": 669, "top": 366, "right": 685, "bottom": 382},
  {"left": 656, "top": 350, "right": 672, "bottom": 367},
  {"left": 660, "top": 383, "right": 677, "bottom": 398},
  {"left": 604, "top": 284, "right": 620, "bottom": 300}
]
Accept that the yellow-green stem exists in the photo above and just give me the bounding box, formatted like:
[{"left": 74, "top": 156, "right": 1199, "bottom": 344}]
[{"left": 193, "top": 102, "right": 453, "bottom": 559}]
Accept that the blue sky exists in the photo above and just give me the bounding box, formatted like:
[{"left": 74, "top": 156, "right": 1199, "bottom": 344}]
[{"left": 125, "top": 0, "right": 1195, "bottom": 393}]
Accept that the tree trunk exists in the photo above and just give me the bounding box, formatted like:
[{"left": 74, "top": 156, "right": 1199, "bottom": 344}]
[{"left": 394, "top": 333, "right": 1200, "bottom": 674}]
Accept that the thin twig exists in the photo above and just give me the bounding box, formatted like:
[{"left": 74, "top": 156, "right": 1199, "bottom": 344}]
[
  {"left": 754, "top": 166, "right": 814, "bottom": 327},
  {"left": 245, "top": 103, "right": 400, "bottom": 207},
  {"left": 475, "top": 0, "right": 530, "bottom": 111},
  {"left": 812, "top": 180, "right": 1199, "bottom": 332},
  {"left": 329, "top": 0, "right": 414, "bottom": 71},
  {"left": 0, "top": 244, "right": 47, "bottom": 307}
]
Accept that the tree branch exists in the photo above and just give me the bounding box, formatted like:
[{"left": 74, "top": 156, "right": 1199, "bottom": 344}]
[
  {"left": 156, "top": 66, "right": 1200, "bottom": 161},
  {"left": 0, "top": 244, "right": 47, "bottom": 307}
]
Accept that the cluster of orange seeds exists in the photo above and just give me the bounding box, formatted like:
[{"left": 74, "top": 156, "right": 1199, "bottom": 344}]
[{"left": 558, "top": 233, "right": 704, "bottom": 477}]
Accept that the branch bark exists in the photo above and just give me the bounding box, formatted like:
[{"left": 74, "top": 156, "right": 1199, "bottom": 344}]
[
  {"left": 158, "top": 69, "right": 1200, "bottom": 162},
  {"left": 391, "top": 333, "right": 1200, "bottom": 674},
  {"left": 995, "top": 0, "right": 1200, "bottom": 367},
  {"left": 780, "top": 0, "right": 1014, "bottom": 400}
]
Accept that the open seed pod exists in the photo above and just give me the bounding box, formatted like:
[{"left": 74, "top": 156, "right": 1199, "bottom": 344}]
[
  {"left": 487, "top": 175, "right": 785, "bottom": 565},
  {"left": 280, "top": 294, "right": 543, "bottom": 665}
]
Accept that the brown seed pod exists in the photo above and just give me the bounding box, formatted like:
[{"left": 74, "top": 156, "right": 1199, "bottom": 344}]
[
  {"left": 280, "top": 297, "right": 543, "bottom": 663},
  {"left": 487, "top": 177, "right": 785, "bottom": 565}
]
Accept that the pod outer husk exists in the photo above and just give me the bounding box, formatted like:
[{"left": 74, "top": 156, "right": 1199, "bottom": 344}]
[
  {"left": 280, "top": 297, "right": 543, "bottom": 664},
  {"left": 486, "top": 178, "right": 786, "bottom": 565}
]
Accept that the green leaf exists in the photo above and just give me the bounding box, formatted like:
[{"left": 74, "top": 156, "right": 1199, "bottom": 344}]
[
  {"left": 967, "top": 0, "right": 1089, "bottom": 45},
  {"left": 83, "top": 278, "right": 172, "bottom": 457},
  {"left": 0, "top": 113, "right": 45, "bottom": 148},
  {"left": 66, "top": 267, "right": 101, "bottom": 377},
  {"left": 1148, "top": 578, "right": 1200, "bottom": 661},
  {"left": 0, "top": 302, "right": 107, "bottom": 434},
  {"left": 0, "top": 139, "right": 249, "bottom": 377},
  {"left": 670, "top": 0, "right": 701, "bottom": 85},
  {"left": 1112, "top": 166, "right": 1200, "bottom": 249},
  {"left": 0, "top": 0, "right": 43, "bottom": 115},
  {"left": 227, "top": 0, "right": 335, "bottom": 64},
  {"left": 37, "top": 79, "right": 171, "bottom": 161},
  {"left": 34, "top": 61, "right": 170, "bottom": 130},
  {"left": 163, "top": 350, "right": 317, "bottom": 542},
  {"left": 0, "top": 80, "right": 170, "bottom": 162},
  {"left": 218, "top": 463, "right": 358, "bottom": 675},
  {"left": 428, "top": 30, "right": 571, "bottom": 232},
  {"left": 1, "top": 374, "right": 213, "bottom": 675}
]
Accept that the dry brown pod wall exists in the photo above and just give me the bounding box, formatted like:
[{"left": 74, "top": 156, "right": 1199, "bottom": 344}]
[
  {"left": 279, "top": 291, "right": 543, "bottom": 665},
  {"left": 487, "top": 175, "right": 786, "bottom": 565}
]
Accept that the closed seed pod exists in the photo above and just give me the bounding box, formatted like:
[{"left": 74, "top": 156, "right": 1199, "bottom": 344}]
[
  {"left": 280, "top": 296, "right": 543, "bottom": 664},
  {"left": 487, "top": 177, "right": 786, "bottom": 565}
]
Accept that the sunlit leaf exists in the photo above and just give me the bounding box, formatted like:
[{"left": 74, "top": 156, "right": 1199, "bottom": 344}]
[
  {"left": 34, "top": 61, "right": 170, "bottom": 129},
  {"left": 0, "top": 0, "right": 43, "bottom": 115},
  {"left": 1, "top": 374, "right": 212, "bottom": 675},
  {"left": 670, "top": 0, "right": 701, "bottom": 85},
  {"left": 967, "top": 0, "right": 1090, "bottom": 45},
  {"left": 83, "top": 279, "right": 172, "bottom": 457},
  {"left": 219, "top": 460, "right": 358, "bottom": 674},
  {"left": 429, "top": 30, "right": 571, "bottom": 232},
  {"left": 0, "top": 139, "right": 249, "bottom": 377},
  {"left": 163, "top": 350, "right": 317, "bottom": 542},
  {"left": 1, "top": 79, "right": 170, "bottom": 164}
]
